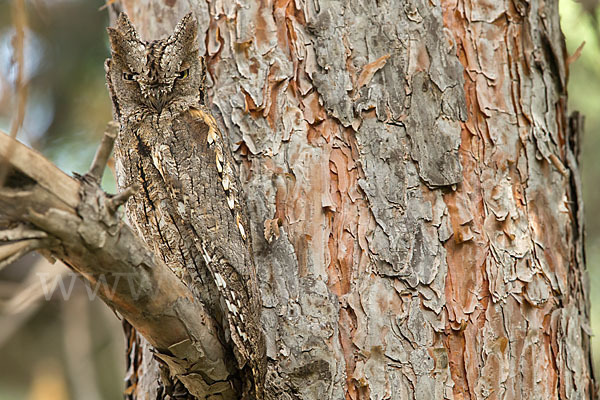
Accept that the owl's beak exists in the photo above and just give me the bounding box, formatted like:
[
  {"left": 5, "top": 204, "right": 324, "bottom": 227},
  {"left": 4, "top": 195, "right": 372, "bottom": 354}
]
[{"left": 148, "top": 94, "right": 167, "bottom": 112}]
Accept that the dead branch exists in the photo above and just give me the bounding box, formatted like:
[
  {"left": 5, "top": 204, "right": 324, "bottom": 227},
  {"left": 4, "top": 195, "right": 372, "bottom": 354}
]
[{"left": 0, "top": 130, "right": 240, "bottom": 399}]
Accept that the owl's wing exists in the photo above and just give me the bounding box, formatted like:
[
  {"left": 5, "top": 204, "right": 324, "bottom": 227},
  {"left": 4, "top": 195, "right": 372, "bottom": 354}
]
[{"left": 171, "top": 107, "right": 266, "bottom": 398}]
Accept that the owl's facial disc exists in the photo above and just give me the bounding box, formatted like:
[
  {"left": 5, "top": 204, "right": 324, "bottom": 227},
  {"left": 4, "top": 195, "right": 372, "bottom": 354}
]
[
  {"left": 107, "top": 12, "right": 201, "bottom": 117},
  {"left": 139, "top": 78, "right": 173, "bottom": 113},
  {"left": 135, "top": 67, "right": 190, "bottom": 112}
]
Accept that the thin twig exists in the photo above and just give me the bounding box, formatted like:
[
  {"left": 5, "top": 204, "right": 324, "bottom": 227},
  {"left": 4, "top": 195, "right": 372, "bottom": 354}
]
[
  {"left": 106, "top": 184, "right": 140, "bottom": 214},
  {"left": 0, "top": 0, "right": 28, "bottom": 188},
  {"left": 0, "top": 225, "right": 47, "bottom": 241},
  {"left": 87, "top": 122, "right": 118, "bottom": 181},
  {"left": 0, "top": 239, "right": 51, "bottom": 270},
  {"left": 99, "top": 0, "right": 118, "bottom": 12}
]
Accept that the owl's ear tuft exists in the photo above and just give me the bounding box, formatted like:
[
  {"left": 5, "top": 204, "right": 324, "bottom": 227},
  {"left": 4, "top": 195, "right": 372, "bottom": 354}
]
[
  {"left": 107, "top": 27, "right": 122, "bottom": 52},
  {"left": 107, "top": 26, "right": 141, "bottom": 62},
  {"left": 116, "top": 13, "right": 141, "bottom": 42},
  {"left": 107, "top": 27, "right": 129, "bottom": 55},
  {"left": 172, "top": 12, "right": 198, "bottom": 50}
]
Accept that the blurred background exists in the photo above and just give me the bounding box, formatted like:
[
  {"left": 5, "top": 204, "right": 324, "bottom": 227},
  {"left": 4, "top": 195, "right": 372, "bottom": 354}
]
[
  {"left": 560, "top": 0, "right": 600, "bottom": 385},
  {"left": 0, "top": 0, "right": 597, "bottom": 398},
  {"left": 0, "top": 1, "right": 121, "bottom": 399}
]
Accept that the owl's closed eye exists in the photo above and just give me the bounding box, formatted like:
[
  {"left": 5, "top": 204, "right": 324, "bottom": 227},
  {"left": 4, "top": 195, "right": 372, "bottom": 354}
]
[{"left": 106, "top": 12, "right": 205, "bottom": 116}]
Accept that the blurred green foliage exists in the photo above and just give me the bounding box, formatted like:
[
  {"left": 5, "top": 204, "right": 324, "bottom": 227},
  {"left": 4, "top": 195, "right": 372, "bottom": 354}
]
[{"left": 560, "top": 0, "right": 600, "bottom": 377}]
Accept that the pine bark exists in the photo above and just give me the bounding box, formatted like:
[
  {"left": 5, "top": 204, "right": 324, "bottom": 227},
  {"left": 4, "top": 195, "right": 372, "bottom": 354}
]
[{"left": 109, "top": 0, "right": 596, "bottom": 399}]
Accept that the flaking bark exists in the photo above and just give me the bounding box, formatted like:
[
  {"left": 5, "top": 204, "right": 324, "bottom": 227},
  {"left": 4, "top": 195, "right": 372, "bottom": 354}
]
[
  {"left": 0, "top": 0, "right": 596, "bottom": 398},
  {"left": 110, "top": 0, "right": 596, "bottom": 398}
]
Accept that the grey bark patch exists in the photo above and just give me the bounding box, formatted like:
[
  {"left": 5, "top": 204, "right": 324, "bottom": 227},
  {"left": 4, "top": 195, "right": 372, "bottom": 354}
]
[
  {"left": 355, "top": 118, "right": 447, "bottom": 308},
  {"left": 406, "top": 73, "right": 463, "bottom": 187},
  {"left": 355, "top": 119, "right": 411, "bottom": 276},
  {"left": 307, "top": 4, "right": 354, "bottom": 126},
  {"left": 305, "top": 0, "right": 465, "bottom": 188}
]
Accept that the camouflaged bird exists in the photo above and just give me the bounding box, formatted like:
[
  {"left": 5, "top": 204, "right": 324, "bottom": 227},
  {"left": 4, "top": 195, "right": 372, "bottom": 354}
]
[{"left": 105, "top": 12, "right": 266, "bottom": 399}]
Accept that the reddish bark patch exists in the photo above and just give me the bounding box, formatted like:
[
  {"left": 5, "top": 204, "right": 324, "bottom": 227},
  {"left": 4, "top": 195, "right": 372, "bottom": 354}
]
[{"left": 439, "top": 0, "right": 586, "bottom": 397}]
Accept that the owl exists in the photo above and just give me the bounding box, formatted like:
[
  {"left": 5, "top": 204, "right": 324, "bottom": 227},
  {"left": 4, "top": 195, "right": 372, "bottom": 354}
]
[{"left": 105, "top": 12, "right": 265, "bottom": 398}]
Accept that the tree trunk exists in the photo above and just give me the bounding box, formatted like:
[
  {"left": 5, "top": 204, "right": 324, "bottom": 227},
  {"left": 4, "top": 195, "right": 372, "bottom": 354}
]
[{"left": 108, "top": 0, "right": 596, "bottom": 398}]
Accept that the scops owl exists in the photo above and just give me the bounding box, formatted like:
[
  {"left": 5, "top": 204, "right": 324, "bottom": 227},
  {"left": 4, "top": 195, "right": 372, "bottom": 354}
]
[{"left": 105, "top": 12, "right": 265, "bottom": 398}]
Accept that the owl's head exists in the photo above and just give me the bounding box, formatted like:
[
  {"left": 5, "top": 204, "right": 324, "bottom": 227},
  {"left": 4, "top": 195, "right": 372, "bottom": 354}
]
[{"left": 106, "top": 13, "right": 205, "bottom": 118}]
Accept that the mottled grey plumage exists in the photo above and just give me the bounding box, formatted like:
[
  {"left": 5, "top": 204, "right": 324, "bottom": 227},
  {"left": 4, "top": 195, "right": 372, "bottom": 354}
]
[{"left": 105, "top": 13, "right": 265, "bottom": 398}]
